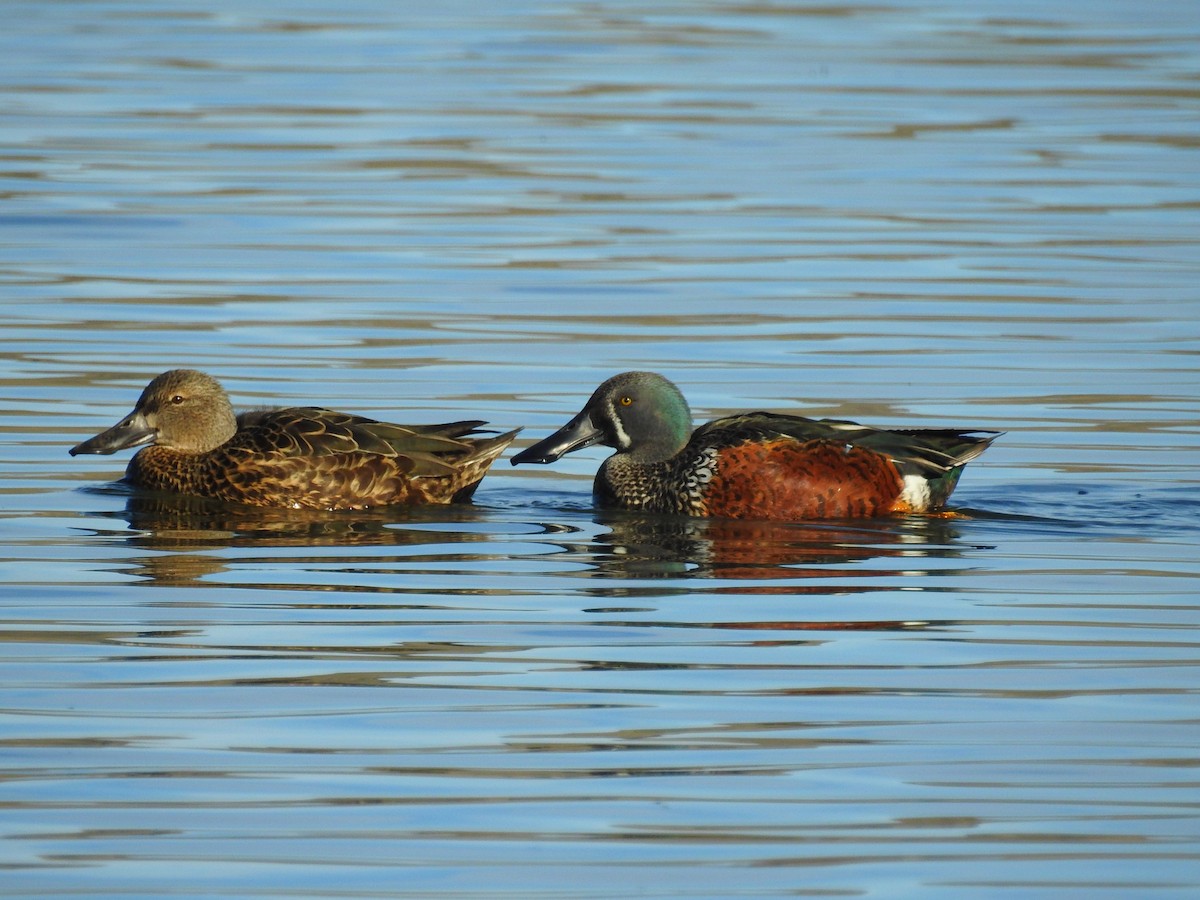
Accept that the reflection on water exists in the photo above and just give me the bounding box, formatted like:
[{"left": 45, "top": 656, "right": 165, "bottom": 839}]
[
  {"left": 84, "top": 488, "right": 524, "bottom": 586},
  {"left": 3, "top": 0, "right": 1200, "bottom": 897},
  {"left": 113, "top": 488, "right": 492, "bottom": 548},
  {"left": 91, "top": 487, "right": 980, "bottom": 599},
  {"left": 590, "top": 508, "right": 972, "bottom": 583}
]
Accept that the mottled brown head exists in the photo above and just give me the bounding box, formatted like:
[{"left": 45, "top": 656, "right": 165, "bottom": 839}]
[{"left": 70, "top": 369, "right": 238, "bottom": 457}]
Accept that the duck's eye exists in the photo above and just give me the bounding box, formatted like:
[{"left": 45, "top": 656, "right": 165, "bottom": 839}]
[
  {"left": 619, "top": 396, "right": 633, "bottom": 407},
  {"left": 170, "top": 395, "right": 185, "bottom": 405}
]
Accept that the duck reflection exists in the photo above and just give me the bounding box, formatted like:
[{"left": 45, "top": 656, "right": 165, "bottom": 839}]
[
  {"left": 113, "top": 490, "right": 500, "bottom": 545},
  {"left": 118, "top": 492, "right": 402, "bottom": 546},
  {"left": 84, "top": 487, "right": 983, "bottom": 607},
  {"left": 586, "top": 508, "right": 971, "bottom": 583},
  {"left": 567, "top": 510, "right": 979, "bottom": 635},
  {"left": 84, "top": 489, "right": 504, "bottom": 587}
]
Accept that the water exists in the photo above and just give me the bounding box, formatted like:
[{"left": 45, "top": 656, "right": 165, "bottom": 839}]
[{"left": 3, "top": 1, "right": 1200, "bottom": 897}]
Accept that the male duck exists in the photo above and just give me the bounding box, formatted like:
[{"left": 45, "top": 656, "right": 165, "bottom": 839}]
[
  {"left": 70, "top": 369, "right": 519, "bottom": 510},
  {"left": 511, "top": 371, "right": 998, "bottom": 520}
]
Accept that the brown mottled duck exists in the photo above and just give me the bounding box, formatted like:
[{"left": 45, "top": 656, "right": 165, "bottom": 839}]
[{"left": 71, "top": 369, "right": 519, "bottom": 510}]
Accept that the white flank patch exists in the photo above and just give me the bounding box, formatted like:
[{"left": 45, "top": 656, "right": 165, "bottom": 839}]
[{"left": 899, "top": 474, "right": 931, "bottom": 512}]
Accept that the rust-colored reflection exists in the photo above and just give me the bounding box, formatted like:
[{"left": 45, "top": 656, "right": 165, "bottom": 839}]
[
  {"left": 577, "top": 511, "right": 979, "bottom": 632},
  {"left": 588, "top": 509, "right": 971, "bottom": 586}
]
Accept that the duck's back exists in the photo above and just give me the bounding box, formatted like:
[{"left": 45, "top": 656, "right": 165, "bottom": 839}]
[
  {"left": 597, "top": 412, "right": 997, "bottom": 520},
  {"left": 127, "top": 407, "right": 517, "bottom": 510}
]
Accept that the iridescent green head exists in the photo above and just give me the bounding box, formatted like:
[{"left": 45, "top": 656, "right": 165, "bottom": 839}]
[{"left": 511, "top": 371, "right": 694, "bottom": 466}]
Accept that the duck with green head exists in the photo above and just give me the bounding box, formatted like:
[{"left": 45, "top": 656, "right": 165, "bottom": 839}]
[
  {"left": 511, "top": 371, "right": 998, "bottom": 520},
  {"left": 70, "top": 369, "right": 519, "bottom": 510}
]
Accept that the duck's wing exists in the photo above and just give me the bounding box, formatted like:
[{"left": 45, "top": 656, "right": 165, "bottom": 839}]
[
  {"left": 697, "top": 412, "right": 1000, "bottom": 476},
  {"left": 237, "top": 408, "right": 512, "bottom": 476}
]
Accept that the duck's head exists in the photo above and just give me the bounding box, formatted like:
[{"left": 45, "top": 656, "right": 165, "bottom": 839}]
[
  {"left": 511, "top": 371, "right": 692, "bottom": 466},
  {"left": 69, "top": 369, "right": 238, "bottom": 457}
]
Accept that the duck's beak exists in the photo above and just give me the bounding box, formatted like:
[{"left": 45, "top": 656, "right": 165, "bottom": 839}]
[
  {"left": 69, "top": 409, "right": 157, "bottom": 456},
  {"left": 510, "top": 408, "right": 605, "bottom": 465}
]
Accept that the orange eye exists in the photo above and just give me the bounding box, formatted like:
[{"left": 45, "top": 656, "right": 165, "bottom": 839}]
[{"left": 619, "top": 396, "right": 633, "bottom": 407}]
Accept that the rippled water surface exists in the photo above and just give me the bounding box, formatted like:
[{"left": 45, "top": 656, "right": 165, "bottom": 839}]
[{"left": 3, "top": 1, "right": 1200, "bottom": 897}]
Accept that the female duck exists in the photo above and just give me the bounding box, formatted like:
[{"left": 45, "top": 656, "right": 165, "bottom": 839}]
[
  {"left": 71, "top": 369, "right": 519, "bottom": 510},
  {"left": 511, "top": 371, "right": 997, "bottom": 520}
]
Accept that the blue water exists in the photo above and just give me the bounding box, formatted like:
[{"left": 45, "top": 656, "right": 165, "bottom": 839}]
[{"left": 2, "top": 1, "right": 1199, "bottom": 897}]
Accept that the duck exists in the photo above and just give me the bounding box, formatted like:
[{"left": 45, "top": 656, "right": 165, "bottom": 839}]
[
  {"left": 70, "top": 369, "right": 519, "bottom": 510},
  {"left": 510, "top": 371, "right": 998, "bottom": 520}
]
